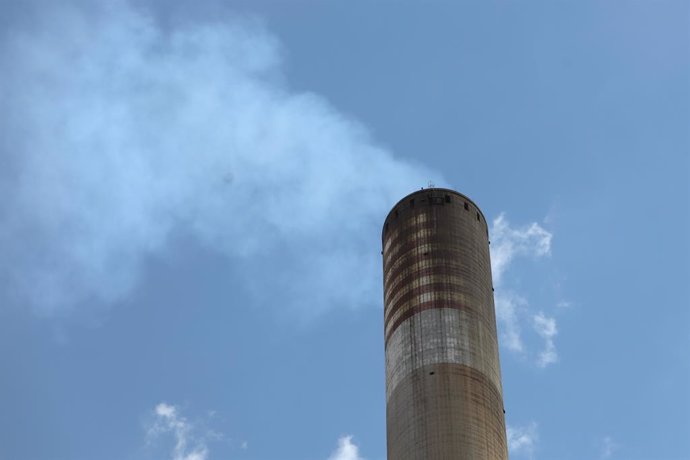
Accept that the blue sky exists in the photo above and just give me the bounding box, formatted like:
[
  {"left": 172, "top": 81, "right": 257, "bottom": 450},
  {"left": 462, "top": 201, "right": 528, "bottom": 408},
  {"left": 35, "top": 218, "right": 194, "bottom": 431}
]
[{"left": 0, "top": 1, "right": 688, "bottom": 459}]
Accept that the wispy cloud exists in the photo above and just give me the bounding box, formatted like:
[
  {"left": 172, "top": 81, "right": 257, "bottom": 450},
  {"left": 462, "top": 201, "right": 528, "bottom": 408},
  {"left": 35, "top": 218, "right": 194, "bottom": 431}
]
[
  {"left": 533, "top": 312, "right": 558, "bottom": 367},
  {"left": 491, "top": 213, "right": 552, "bottom": 286},
  {"left": 507, "top": 422, "right": 538, "bottom": 459},
  {"left": 0, "top": 0, "right": 436, "bottom": 316},
  {"left": 556, "top": 300, "right": 573, "bottom": 309},
  {"left": 147, "top": 403, "right": 214, "bottom": 460},
  {"left": 600, "top": 435, "right": 619, "bottom": 459},
  {"left": 494, "top": 291, "right": 527, "bottom": 353},
  {"left": 490, "top": 214, "right": 560, "bottom": 366},
  {"left": 328, "top": 436, "right": 364, "bottom": 460}
]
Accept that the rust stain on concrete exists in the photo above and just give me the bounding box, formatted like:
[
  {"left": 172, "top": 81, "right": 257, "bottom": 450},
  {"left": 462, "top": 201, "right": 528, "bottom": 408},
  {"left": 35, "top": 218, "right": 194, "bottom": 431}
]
[{"left": 382, "top": 188, "right": 507, "bottom": 460}]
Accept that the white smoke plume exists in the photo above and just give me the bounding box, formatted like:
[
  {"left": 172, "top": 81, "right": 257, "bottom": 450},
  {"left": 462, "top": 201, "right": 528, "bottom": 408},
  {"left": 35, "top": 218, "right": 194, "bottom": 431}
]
[{"left": 0, "top": 1, "right": 436, "bottom": 315}]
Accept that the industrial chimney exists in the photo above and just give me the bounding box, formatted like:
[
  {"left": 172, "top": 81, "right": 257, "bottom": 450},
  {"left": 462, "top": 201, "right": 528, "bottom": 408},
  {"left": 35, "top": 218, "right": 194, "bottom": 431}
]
[{"left": 382, "top": 188, "right": 508, "bottom": 459}]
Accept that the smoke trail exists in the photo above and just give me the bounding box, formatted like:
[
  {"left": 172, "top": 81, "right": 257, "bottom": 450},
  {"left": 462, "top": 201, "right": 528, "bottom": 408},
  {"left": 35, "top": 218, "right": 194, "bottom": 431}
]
[{"left": 0, "top": 1, "right": 437, "bottom": 315}]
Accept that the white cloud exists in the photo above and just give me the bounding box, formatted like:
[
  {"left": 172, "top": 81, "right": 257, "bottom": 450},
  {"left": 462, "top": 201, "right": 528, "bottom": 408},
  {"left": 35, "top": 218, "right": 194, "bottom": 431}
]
[
  {"left": 533, "top": 312, "right": 558, "bottom": 367},
  {"left": 328, "top": 435, "right": 364, "bottom": 460},
  {"left": 600, "top": 436, "right": 619, "bottom": 459},
  {"left": 494, "top": 291, "right": 527, "bottom": 353},
  {"left": 490, "top": 215, "right": 557, "bottom": 365},
  {"left": 147, "top": 403, "right": 211, "bottom": 460},
  {"left": 490, "top": 213, "right": 552, "bottom": 286},
  {"left": 507, "top": 422, "right": 538, "bottom": 459},
  {"left": 0, "top": 0, "right": 437, "bottom": 316},
  {"left": 556, "top": 300, "right": 573, "bottom": 309}
]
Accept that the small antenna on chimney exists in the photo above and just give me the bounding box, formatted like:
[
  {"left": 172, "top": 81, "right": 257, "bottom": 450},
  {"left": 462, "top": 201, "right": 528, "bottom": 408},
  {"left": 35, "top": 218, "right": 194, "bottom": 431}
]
[{"left": 428, "top": 181, "right": 435, "bottom": 188}]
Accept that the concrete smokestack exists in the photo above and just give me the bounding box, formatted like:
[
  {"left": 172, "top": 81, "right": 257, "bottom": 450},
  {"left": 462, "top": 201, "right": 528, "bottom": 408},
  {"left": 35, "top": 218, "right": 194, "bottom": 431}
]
[{"left": 382, "top": 188, "right": 508, "bottom": 459}]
